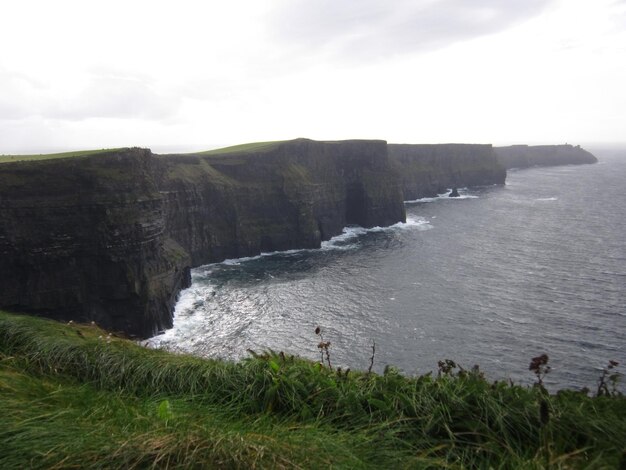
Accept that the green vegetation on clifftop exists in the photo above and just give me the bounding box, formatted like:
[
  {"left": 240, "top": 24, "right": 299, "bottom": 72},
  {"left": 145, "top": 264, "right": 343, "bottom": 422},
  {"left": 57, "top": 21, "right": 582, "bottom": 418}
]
[
  {"left": 1, "top": 311, "right": 624, "bottom": 469},
  {"left": 197, "top": 140, "right": 285, "bottom": 155},
  {"left": 0, "top": 148, "right": 124, "bottom": 164}
]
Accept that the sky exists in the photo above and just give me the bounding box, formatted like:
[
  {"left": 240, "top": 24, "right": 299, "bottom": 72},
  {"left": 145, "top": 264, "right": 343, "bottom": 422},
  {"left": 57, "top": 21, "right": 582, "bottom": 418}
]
[{"left": 1, "top": 0, "right": 625, "bottom": 154}]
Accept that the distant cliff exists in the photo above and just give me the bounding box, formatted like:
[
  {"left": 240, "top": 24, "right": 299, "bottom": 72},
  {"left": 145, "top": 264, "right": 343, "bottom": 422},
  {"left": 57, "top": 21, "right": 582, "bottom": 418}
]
[
  {"left": 494, "top": 144, "right": 598, "bottom": 169},
  {"left": 0, "top": 139, "right": 405, "bottom": 337},
  {"left": 388, "top": 144, "right": 506, "bottom": 200}
]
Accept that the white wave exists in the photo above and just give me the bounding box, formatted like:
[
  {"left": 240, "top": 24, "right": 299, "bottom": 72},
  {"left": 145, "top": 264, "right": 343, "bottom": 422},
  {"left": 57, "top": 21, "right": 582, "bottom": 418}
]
[
  {"left": 147, "top": 217, "right": 433, "bottom": 344},
  {"left": 141, "top": 215, "right": 437, "bottom": 344},
  {"left": 320, "top": 225, "right": 368, "bottom": 249},
  {"left": 405, "top": 188, "right": 478, "bottom": 203},
  {"left": 198, "top": 217, "right": 432, "bottom": 267},
  {"left": 143, "top": 285, "right": 211, "bottom": 347},
  {"left": 398, "top": 216, "right": 432, "bottom": 230},
  {"left": 405, "top": 195, "right": 441, "bottom": 203},
  {"left": 322, "top": 216, "right": 431, "bottom": 248},
  {"left": 220, "top": 248, "right": 304, "bottom": 266},
  {"left": 536, "top": 197, "right": 558, "bottom": 201}
]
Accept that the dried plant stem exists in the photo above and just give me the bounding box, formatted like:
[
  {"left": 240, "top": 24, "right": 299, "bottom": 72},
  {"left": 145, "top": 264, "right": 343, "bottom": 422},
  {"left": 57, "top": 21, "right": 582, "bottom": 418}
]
[
  {"left": 368, "top": 340, "right": 375, "bottom": 374},
  {"left": 324, "top": 346, "right": 332, "bottom": 370},
  {"left": 315, "top": 326, "right": 332, "bottom": 370}
]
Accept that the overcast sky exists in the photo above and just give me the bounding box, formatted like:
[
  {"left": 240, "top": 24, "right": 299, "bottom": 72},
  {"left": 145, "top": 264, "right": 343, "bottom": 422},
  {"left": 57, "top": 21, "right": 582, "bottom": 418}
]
[{"left": 1, "top": 0, "right": 624, "bottom": 153}]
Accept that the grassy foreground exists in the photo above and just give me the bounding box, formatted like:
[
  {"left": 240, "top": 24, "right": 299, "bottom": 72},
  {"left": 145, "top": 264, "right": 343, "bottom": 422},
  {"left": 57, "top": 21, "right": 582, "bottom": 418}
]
[{"left": 1, "top": 311, "right": 624, "bottom": 469}]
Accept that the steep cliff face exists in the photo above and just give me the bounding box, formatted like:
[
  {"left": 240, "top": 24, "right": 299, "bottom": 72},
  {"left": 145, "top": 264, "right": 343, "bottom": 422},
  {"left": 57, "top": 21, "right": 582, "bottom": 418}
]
[
  {"left": 494, "top": 144, "right": 598, "bottom": 169},
  {"left": 0, "top": 149, "right": 191, "bottom": 338},
  {"left": 158, "top": 138, "right": 406, "bottom": 265},
  {"left": 388, "top": 144, "right": 506, "bottom": 200},
  {"left": 0, "top": 139, "right": 405, "bottom": 337}
]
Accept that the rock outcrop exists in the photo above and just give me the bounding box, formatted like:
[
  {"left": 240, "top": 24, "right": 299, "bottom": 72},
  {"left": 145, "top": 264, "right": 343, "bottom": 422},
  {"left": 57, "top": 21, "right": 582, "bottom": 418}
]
[
  {"left": 0, "top": 149, "right": 191, "bottom": 337},
  {"left": 0, "top": 139, "right": 405, "bottom": 337},
  {"left": 494, "top": 144, "right": 598, "bottom": 169},
  {"left": 157, "top": 138, "right": 406, "bottom": 266},
  {"left": 388, "top": 144, "right": 506, "bottom": 201}
]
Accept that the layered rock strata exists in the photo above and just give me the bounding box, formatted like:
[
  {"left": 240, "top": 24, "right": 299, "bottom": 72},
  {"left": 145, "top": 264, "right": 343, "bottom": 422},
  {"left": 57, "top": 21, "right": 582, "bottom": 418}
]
[
  {"left": 0, "top": 149, "right": 191, "bottom": 337},
  {"left": 0, "top": 139, "right": 405, "bottom": 337},
  {"left": 388, "top": 144, "right": 507, "bottom": 201},
  {"left": 157, "top": 139, "right": 406, "bottom": 266}
]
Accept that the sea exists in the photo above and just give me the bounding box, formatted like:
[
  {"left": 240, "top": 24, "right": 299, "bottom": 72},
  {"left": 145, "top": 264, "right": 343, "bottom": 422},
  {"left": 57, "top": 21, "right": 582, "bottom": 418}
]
[{"left": 148, "top": 147, "right": 626, "bottom": 391}]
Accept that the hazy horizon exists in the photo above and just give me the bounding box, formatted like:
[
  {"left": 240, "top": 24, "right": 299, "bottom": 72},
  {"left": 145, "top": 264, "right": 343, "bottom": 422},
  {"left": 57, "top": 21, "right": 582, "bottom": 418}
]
[{"left": 3, "top": 140, "right": 626, "bottom": 158}]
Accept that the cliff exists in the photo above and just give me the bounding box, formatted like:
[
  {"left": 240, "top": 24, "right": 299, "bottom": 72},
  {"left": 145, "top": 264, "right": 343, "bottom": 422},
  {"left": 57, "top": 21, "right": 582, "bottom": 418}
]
[
  {"left": 0, "top": 149, "right": 192, "bottom": 337},
  {"left": 157, "top": 138, "right": 405, "bottom": 265},
  {"left": 0, "top": 139, "right": 405, "bottom": 337},
  {"left": 388, "top": 144, "right": 506, "bottom": 200},
  {"left": 494, "top": 144, "right": 598, "bottom": 169}
]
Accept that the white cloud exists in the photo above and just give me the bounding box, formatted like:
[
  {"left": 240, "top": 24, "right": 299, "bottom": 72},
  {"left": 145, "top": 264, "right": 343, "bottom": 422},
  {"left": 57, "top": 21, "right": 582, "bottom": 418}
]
[
  {"left": 0, "top": 68, "right": 51, "bottom": 120},
  {"left": 268, "top": 0, "right": 553, "bottom": 61},
  {"left": 0, "top": 69, "right": 180, "bottom": 121},
  {"left": 53, "top": 75, "right": 181, "bottom": 121},
  {"left": 0, "top": 0, "right": 624, "bottom": 151}
]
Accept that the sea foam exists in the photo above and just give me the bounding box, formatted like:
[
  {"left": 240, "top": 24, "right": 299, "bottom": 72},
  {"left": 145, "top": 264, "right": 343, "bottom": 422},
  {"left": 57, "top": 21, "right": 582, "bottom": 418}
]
[
  {"left": 197, "top": 216, "right": 431, "bottom": 267},
  {"left": 144, "top": 215, "right": 431, "bottom": 347}
]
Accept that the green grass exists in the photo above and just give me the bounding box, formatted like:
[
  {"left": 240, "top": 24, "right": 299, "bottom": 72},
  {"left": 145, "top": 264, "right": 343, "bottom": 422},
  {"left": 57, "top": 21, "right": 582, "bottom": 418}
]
[
  {"left": 196, "top": 140, "right": 286, "bottom": 155},
  {"left": 1, "top": 310, "right": 624, "bottom": 469},
  {"left": 0, "top": 366, "right": 380, "bottom": 469},
  {"left": 0, "top": 148, "right": 124, "bottom": 164}
]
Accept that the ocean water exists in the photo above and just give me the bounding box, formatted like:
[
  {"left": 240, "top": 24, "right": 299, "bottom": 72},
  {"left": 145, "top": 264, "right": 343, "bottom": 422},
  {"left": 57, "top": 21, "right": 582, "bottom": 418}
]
[{"left": 149, "top": 148, "right": 626, "bottom": 390}]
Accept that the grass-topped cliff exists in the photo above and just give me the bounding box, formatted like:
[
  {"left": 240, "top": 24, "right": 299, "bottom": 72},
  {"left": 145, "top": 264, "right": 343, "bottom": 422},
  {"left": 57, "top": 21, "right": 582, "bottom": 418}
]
[
  {"left": 0, "top": 139, "right": 597, "bottom": 340},
  {"left": 1, "top": 310, "right": 624, "bottom": 469},
  {"left": 0, "top": 148, "right": 191, "bottom": 338},
  {"left": 155, "top": 138, "right": 406, "bottom": 265},
  {"left": 196, "top": 140, "right": 286, "bottom": 155},
  {"left": 0, "top": 140, "right": 405, "bottom": 338},
  {"left": 0, "top": 148, "right": 124, "bottom": 164}
]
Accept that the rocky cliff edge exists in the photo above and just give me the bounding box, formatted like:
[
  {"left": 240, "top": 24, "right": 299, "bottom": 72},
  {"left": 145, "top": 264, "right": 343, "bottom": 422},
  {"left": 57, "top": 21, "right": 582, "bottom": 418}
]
[
  {"left": 388, "top": 143, "right": 507, "bottom": 200},
  {"left": 0, "top": 139, "right": 405, "bottom": 337}
]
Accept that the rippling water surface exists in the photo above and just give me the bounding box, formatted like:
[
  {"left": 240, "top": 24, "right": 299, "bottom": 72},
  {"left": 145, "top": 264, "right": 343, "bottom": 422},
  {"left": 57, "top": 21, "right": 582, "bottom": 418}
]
[{"left": 150, "top": 148, "right": 626, "bottom": 390}]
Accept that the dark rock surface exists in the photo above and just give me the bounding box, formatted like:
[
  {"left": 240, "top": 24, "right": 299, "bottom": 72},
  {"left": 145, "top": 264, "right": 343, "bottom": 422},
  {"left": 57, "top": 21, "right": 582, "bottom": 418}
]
[
  {"left": 0, "top": 139, "right": 406, "bottom": 337},
  {"left": 156, "top": 138, "right": 406, "bottom": 266},
  {"left": 388, "top": 144, "right": 506, "bottom": 201},
  {"left": 494, "top": 144, "right": 598, "bottom": 169},
  {"left": 0, "top": 149, "right": 191, "bottom": 337},
  {"left": 449, "top": 188, "right": 460, "bottom": 198}
]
